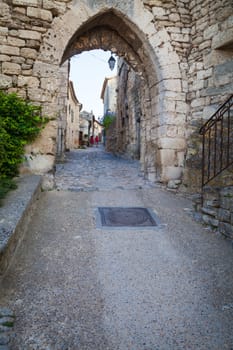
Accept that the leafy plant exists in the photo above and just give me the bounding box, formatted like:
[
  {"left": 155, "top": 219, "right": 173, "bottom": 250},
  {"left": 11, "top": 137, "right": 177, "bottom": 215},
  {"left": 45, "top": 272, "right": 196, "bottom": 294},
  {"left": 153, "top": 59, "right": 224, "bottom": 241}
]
[
  {"left": 102, "top": 114, "right": 115, "bottom": 130},
  {"left": 0, "top": 91, "right": 48, "bottom": 203}
]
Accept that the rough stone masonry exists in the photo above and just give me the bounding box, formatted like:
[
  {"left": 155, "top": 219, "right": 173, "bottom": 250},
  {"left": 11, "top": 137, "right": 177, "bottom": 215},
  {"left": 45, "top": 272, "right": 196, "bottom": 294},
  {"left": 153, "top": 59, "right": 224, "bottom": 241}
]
[{"left": 0, "top": 0, "right": 233, "bottom": 191}]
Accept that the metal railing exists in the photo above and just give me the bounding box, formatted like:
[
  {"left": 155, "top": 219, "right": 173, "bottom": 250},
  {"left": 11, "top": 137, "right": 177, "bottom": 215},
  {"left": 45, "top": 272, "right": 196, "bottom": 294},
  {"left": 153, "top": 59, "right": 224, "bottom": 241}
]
[{"left": 199, "top": 94, "right": 233, "bottom": 187}]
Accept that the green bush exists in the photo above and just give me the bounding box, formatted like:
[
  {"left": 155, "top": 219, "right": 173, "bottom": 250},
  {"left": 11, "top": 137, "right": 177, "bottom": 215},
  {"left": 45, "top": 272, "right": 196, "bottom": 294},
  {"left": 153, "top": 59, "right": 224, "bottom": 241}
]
[
  {"left": 0, "top": 91, "right": 48, "bottom": 202},
  {"left": 102, "top": 114, "right": 115, "bottom": 130}
]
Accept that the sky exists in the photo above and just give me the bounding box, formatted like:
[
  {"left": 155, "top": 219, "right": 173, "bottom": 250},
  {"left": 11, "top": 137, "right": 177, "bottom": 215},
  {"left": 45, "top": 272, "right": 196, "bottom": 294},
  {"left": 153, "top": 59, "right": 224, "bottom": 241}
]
[{"left": 69, "top": 49, "right": 117, "bottom": 119}]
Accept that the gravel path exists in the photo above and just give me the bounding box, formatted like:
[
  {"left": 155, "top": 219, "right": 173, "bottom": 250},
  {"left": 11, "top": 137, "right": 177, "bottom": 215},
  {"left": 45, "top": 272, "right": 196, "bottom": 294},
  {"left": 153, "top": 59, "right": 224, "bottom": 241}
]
[{"left": 0, "top": 147, "right": 233, "bottom": 349}]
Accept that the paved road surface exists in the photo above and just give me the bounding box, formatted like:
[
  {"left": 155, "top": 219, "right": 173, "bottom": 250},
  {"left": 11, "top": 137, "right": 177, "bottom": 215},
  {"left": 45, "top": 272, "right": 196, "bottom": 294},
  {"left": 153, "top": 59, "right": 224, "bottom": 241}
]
[{"left": 1, "top": 147, "right": 233, "bottom": 349}]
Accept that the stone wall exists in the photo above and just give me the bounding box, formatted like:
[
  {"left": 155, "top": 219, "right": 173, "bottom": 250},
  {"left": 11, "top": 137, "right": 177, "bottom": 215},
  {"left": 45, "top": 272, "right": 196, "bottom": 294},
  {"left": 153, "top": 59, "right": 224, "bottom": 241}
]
[
  {"left": 193, "top": 184, "right": 233, "bottom": 239},
  {"left": 184, "top": 0, "right": 233, "bottom": 190},
  {"left": 0, "top": 0, "right": 71, "bottom": 172},
  {"left": 0, "top": 0, "right": 232, "bottom": 193},
  {"left": 114, "top": 59, "right": 141, "bottom": 160},
  {"left": 66, "top": 80, "right": 81, "bottom": 150}
]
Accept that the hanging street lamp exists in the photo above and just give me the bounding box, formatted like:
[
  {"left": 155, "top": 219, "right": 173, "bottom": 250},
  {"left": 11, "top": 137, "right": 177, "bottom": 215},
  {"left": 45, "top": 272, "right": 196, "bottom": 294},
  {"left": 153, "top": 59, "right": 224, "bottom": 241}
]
[{"left": 108, "top": 54, "right": 116, "bottom": 71}]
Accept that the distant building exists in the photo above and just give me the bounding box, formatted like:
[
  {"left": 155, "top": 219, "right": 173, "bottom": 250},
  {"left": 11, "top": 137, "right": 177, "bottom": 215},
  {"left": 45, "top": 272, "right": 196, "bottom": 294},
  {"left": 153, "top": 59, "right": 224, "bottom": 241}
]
[
  {"left": 79, "top": 111, "right": 103, "bottom": 145},
  {"left": 79, "top": 110, "right": 92, "bottom": 146},
  {"left": 100, "top": 76, "right": 117, "bottom": 116},
  {"left": 66, "top": 81, "right": 82, "bottom": 150}
]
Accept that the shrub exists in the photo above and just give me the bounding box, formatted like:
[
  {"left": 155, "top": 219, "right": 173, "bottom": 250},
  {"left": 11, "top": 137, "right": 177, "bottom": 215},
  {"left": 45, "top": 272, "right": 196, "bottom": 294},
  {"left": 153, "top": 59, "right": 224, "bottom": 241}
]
[
  {"left": 102, "top": 114, "right": 115, "bottom": 130},
  {"left": 0, "top": 91, "right": 48, "bottom": 202}
]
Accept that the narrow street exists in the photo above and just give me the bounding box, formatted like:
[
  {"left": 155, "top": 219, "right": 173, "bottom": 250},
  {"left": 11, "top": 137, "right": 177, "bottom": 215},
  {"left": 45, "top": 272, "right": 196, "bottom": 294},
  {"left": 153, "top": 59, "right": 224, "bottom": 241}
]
[{"left": 1, "top": 147, "right": 233, "bottom": 350}]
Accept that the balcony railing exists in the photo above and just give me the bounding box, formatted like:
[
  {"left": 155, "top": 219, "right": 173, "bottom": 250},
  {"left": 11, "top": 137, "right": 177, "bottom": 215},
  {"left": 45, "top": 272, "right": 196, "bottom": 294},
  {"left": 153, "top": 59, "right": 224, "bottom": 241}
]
[{"left": 199, "top": 94, "right": 233, "bottom": 187}]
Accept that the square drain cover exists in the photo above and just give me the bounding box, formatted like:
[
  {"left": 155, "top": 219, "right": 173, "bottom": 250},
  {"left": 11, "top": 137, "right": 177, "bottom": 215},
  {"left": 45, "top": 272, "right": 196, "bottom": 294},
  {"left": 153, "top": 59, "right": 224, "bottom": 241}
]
[{"left": 98, "top": 207, "right": 158, "bottom": 227}]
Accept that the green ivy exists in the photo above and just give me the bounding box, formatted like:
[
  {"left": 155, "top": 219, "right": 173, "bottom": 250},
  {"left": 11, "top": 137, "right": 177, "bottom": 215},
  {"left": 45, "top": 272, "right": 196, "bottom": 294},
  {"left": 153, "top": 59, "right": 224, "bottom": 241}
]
[{"left": 0, "top": 91, "right": 48, "bottom": 202}]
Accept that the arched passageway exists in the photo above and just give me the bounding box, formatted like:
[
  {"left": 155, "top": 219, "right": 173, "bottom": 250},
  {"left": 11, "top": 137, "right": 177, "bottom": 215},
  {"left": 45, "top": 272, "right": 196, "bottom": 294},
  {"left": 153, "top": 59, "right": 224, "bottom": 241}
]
[
  {"left": 60, "top": 9, "right": 160, "bottom": 179},
  {"left": 23, "top": 1, "right": 186, "bottom": 183}
]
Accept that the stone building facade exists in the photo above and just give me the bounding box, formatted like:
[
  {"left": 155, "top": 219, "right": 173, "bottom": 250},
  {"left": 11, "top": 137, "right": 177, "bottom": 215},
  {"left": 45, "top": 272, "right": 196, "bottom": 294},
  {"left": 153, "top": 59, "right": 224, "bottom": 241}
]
[
  {"left": 79, "top": 110, "right": 92, "bottom": 146},
  {"left": 114, "top": 58, "right": 142, "bottom": 160},
  {"left": 0, "top": 0, "right": 232, "bottom": 191},
  {"left": 101, "top": 76, "right": 117, "bottom": 117},
  {"left": 66, "top": 80, "right": 82, "bottom": 150}
]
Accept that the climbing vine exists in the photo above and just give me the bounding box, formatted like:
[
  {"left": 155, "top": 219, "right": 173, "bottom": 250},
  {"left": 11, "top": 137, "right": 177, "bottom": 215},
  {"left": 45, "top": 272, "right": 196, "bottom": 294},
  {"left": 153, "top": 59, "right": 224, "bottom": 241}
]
[{"left": 0, "top": 91, "right": 48, "bottom": 203}]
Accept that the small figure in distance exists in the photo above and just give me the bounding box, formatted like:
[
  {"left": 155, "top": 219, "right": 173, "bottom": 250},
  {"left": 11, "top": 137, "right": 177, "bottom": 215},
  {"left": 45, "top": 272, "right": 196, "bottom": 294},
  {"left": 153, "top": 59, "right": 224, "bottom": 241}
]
[
  {"left": 95, "top": 135, "right": 99, "bottom": 147},
  {"left": 90, "top": 135, "right": 94, "bottom": 147}
]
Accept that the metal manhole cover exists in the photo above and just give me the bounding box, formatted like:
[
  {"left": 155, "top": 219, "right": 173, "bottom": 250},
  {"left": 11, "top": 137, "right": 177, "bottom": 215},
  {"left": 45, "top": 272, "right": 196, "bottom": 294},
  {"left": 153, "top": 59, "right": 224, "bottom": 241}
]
[{"left": 98, "top": 207, "right": 158, "bottom": 227}]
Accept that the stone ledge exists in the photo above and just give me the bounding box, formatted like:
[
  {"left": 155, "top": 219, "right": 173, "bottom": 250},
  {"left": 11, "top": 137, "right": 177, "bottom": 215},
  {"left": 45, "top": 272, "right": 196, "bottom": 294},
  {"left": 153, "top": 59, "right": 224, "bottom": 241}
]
[{"left": 0, "top": 175, "right": 42, "bottom": 278}]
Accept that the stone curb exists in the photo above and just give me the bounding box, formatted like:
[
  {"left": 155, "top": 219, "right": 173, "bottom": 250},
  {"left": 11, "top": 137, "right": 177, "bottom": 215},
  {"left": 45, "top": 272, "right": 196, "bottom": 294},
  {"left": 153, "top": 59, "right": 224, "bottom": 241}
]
[{"left": 0, "top": 175, "right": 42, "bottom": 278}]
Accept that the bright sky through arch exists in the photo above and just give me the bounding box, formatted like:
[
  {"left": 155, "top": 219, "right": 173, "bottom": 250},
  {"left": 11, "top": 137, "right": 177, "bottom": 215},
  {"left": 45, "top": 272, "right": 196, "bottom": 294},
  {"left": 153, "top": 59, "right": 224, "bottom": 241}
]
[{"left": 69, "top": 50, "right": 117, "bottom": 119}]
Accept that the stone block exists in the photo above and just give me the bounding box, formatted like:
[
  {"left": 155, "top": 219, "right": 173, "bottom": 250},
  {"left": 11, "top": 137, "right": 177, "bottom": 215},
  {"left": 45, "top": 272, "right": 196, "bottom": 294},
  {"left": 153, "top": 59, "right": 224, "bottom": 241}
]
[
  {"left": 167, "top": 179, "right": 181, "bottom": 189},
  {"left": 175, "top": 100, "right": 187, "bottom": 114},
  {"left": 161, "top": 79, "right": 182, "bottom": 92},
  {"left": 152, "top": 6, "right": 167, "bottom": 18},
  {"left": 20, "top": 47, "right": 38, "bottom": 59},
  {"left": 18, "top": 30, "right": 41, "bottom": 40},
  {"left": 11, "top": 56, "right": 25, "bottom": 64},
  {"left": 14, "top": 6, "right": 26, "bottom": 15},
  {"left": 161, "top": 166, "right": 183, "bottom": 181},
  {"left": 158, "top": 137, "right": 186, "bottom": 150},
  {"left": 220, "top": 197, "right": 232, "bottom": 210},
  {"left": 0, "top": 54, "right": 10, "bottom": 62},
  {"left": 218, "top": 208, "right": 231, "bottom": 223},
  {"left": 43, "top": 0, "right": 66, "bottom": 15},
  {"left": 149, "top": 28, "right": 171, "bottom": 49},
  {"left": 0, "top": 45, "right": 20, "bottom": 56},
  {"left": 212, "top": 28, "right": 233, "bottom": 49},
  {"left": 0, "top": 3, "right": 11, "bottom": 22},
  {"left": 206, "top": 199, "right": 220, "bottom": 208},
  {"left": 8, "top": 36, "right": 25, "bottom": 47},
  {"left": 0, "top": 27, "right": 8, "bottom": 35},
  {"left": 27, "top": 88, "right": 52, "bottom": 102},
  {"left": 40, "top": 77, "right": 59, "bottom": 92},
  {"left": 166, "top": 125, "right": 178, "bottom": 138},
  {"left": 41, "top": 174, "right": 55, "bottom": 191},
  {"left": 197, "top": 68, "right": 212, "bottom": 80},
  {"left": 159, "top": 98, "right": 176, "bottom": 112},
  {"left": 21, "top": 69, "right": 33, "bottom": 76},
  {"left": 13, "top": 0, "right": 39, "bottom": 6},
  {"left": 160, "top": 63, "right": 181, "bottom": 79},
  {"left": 219, "top": 222, "right": 233, "bottom": 238},
  {"left": 23, "top": 154, "right": 55, "bottom": 174},
  {"left": 0, "top": 74, "right": 12, "bottom": 88},
  {"left": 171, "top": 33, "right": 189, "bottom": 42},
  {"left": 0, "top": 35, "right": 7, "bottom": 46},
  {"left": 191, "top": 97, "right": 206, "bottom": 108},
  {"left": 27, "top": 7, "right": 53, "bottom": 22},
  {"left": 2, "top": 62, "right": 21, "bottom": 75},
  {"left": 169, "top": 13, "right": 180, "bottom": 22},
  {"left": 203, "top": 23, "right": 219, "bottom": 40},
  {"left": 202, "top": 206, "right": 217, "bottom": 217},
  {"left": 202, "top": 215, "right": 219, "bottom": 227},
  {"left": 18, "top": 75, "right": 39, "bottom": 88},
  {"left": 33, "top": 61, "right": 58, "bottom": 78},
  {"left": 159, "top": 149, "right": 176, "bottom": 166}
]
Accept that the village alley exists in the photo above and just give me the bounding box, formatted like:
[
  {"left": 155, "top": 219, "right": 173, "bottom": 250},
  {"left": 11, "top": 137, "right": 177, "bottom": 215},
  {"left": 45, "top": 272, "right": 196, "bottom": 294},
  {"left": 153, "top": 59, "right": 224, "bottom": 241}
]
[{"left": 0, "top": 147, "right": 233, "bottom": 350}]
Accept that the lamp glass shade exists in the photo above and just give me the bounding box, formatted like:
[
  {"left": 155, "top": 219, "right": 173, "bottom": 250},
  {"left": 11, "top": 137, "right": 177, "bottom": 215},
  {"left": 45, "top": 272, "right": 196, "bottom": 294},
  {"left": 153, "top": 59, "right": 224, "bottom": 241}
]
[{"left": 108, "top": 55, "right": 116, "bottom": 70}]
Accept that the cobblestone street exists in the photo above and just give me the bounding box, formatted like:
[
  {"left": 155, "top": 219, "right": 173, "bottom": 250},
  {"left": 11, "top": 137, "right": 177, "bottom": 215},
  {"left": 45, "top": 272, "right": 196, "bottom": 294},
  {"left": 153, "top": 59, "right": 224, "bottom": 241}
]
[{"left": 1, "top": 147, "right": 233, "bottom": 349}]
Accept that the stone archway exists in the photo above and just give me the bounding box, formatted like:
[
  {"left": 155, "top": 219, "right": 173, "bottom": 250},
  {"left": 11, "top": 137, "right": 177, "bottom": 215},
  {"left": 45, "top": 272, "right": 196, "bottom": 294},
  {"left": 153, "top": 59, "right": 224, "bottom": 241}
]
[{"left": 28, "top": 1, "right": 187, "bottom": 183}]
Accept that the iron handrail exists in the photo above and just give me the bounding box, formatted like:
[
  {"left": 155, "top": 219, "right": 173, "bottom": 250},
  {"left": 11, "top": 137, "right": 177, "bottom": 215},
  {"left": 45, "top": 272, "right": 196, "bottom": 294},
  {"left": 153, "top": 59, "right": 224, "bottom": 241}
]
[
  {"left": 199, "top": 94, "right": 233, "bottom": 187},
  {"left": 200, "top": 94, "right": 233, "bottom": 134}
]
